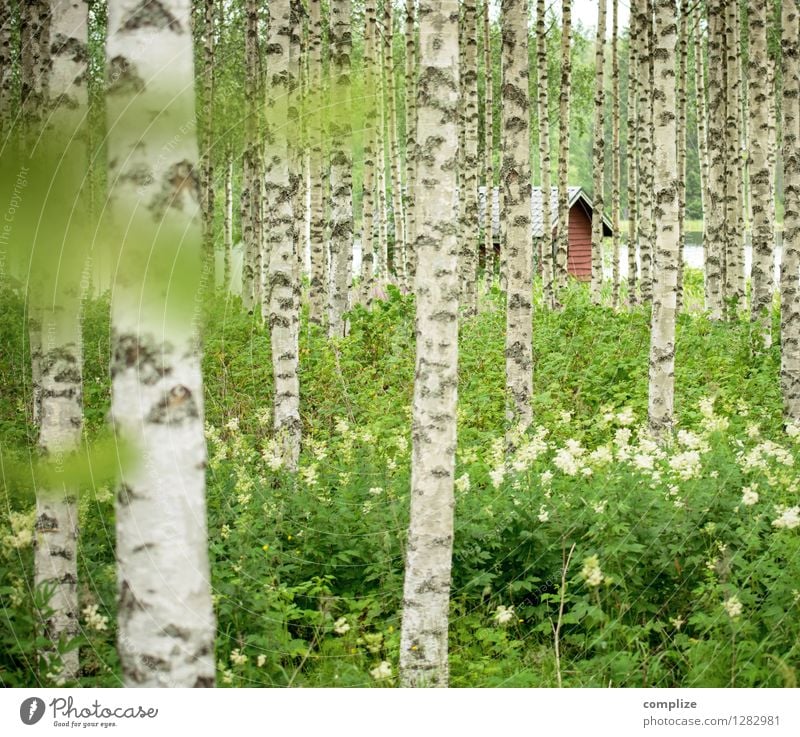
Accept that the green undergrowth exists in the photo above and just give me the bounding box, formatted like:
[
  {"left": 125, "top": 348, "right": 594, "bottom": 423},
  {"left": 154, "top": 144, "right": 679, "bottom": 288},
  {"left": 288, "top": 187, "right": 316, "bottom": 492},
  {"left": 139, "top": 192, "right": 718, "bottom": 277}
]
[{"left": 1, "top": 273, "right": 797, "bottom": 687}]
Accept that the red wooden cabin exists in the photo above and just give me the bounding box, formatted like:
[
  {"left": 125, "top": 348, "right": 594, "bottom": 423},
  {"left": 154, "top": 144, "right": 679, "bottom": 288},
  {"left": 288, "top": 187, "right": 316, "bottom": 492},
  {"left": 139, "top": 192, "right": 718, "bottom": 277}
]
[{"left": 478, "top": 186, "right": 613, "bottom": 281}]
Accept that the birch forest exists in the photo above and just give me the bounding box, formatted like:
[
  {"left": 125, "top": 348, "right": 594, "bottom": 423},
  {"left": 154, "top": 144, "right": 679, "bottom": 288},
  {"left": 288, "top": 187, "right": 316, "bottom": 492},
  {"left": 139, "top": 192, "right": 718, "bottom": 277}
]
[{"left": 2, "top": 0, "right": 800, "bottom": 690}]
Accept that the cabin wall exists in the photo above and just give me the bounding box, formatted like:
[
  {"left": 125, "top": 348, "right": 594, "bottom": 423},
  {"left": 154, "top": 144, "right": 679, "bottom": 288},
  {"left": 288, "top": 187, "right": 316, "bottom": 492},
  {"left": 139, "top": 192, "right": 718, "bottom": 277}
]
[{"left": 567, "top": 206, "right": 592, "bottom": 281}]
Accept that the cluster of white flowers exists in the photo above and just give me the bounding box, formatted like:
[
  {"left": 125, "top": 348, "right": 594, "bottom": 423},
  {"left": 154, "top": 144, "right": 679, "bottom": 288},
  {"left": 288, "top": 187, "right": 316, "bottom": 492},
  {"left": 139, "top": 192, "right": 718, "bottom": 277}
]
[
  {"left": 786, "top": 422, "right": 800, "bottom": 441},
  {"left": 82, "top": 604, "right": 109, "bottom": 632},
  {"left": 723, "top": 595, "right": 743, "bottom": 619},
  {"left": 668, "top": 450, "right": 702, "bottom": 480},
  {"left": 698, "top": 397, "right": 730, "bottom": 434},
  {"left": 455, "top": 473, "right": 471, "bottom": 493},
  {"left": 771, "top": 506, "right": 800, "bottom": 530},
  {"left": 537, "top": 505, "right": 550, "bottom": 522},
  {"left": 614, "top": 428, "right": 633, "bottom": 460},
  {"left": 494, "top": 605, "right": 515, "bottom": 626},
  {"left": 741, "top": 486, "right": 759, "bottom": 506},
  {"left": 333, "top": 617, "right": 350, "bottom": 635},
  {"left": 740, "top": 440, "right": 795, "bottom": 473},
  {"left": 592, "top": 499, "right": 608, "bottom": 514},
  {"left": 299, "top": 463, "right": 319, "bottom": 488},
  {"left": 510, "top": 426, "right": 549, "bottom": 472},
  {"left": 2, "top": 509, "right": 35, "bottom": 551},
  {"left": 581, "top": 555, "right": 605, "bottom": 587},
  {"left": 677, "top": 429, "right": 709, "bottom": 453},
  {"left": 489, "top": 466, "right": 506, "bottom": 489},
  {"left": 588, "top": 445, "right": 614, "bottom": 467},
  {"left": 261, "top": 437, "right": 284, "bottom": 471},
  {"left": 368, "top": 486, "right": 384, "bottom": 496},
  {"left": 230, "top": 648, "right": 248, "bottom": 666},
  {"left": 370, "top": 661, "right": 392, "bottom": 681},
  {"left": 257, "top": 654, "right": 267, "bottom": 668},
  {"left": 616, "top": 407, "right": 635, "bottom": 426},
  {"left": 554, "top": 441, "right": 585, "bottom": 476}
]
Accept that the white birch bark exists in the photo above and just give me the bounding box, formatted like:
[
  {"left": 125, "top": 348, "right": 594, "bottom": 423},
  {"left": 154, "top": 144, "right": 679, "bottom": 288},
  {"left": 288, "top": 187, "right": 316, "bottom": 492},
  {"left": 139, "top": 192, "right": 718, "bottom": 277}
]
[
  {"left": 781, "top": 0, "right": 800, "bottom": 420},
  {"left": 611, "top": 0, "right": 621, "bottom": 309},
  {"left": 404, "top": 0, "right": 417, "bottom": 282},
  {"left": 636, "top": 0, "right": 654, "bottom": 303},
  {"left": 536, "top": 0, "right": 554, "bottom": 308},
  {"left": 360, "top": 1, "right": 378, "bottom": 299},
  {"left": 648, "top": 0, "right": 679, "bottom": 436},
  {"left": 748, "top": 0, "right": 775, "bottom": 346},
  {"left": 399, "top": 0, "right": 459, "bottom": 689},
  {"left": 555, "top": 0, "right": 571, "bottom": 292},
  {"left": 106, "top": 0, "right": 215, "bottom": 687},
  {"left": 223, "top": 152, "right": 233, "bottom": 292},
  {"left": 590, "top": 0, "right": 607, "bottom": 305},
  {"left": 483, "top": 0, "right": 495, "bottom": 282},
  {"left": 501, "top": 0, "right": 533, "bottom": 432},
  {"left": 460, "top": 0, "right": 479, "bottom": 315},
  {"left": 626, "top": 4, "right": 639, "bottom": 306},
  {"left": 327, "top": 0, "right": 353, "bottom": 337}
]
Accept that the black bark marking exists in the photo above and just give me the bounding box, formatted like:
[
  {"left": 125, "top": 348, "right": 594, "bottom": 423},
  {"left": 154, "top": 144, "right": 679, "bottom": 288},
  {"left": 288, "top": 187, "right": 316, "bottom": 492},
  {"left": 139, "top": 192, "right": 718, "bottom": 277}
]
[
  {"left": 146, "top": 385, "right": 199, "bottom": 425},
  {"left": 121, "top": 1, "right": 183, "bottom": 33},
  {"left": 148, "top": 160, "right": 200, "bottom": 219},
  {"left": 111, "top": 333, "right": 173, "bottom": 384},
  {"left": 106, "top": 56, "right": 145, "bottom": 96},
  {"left": 35, "top": 513, "right": 59, "bottom": 532},
  {"left": 50, "top": 33, "right": 89, "bottom": 63},
  {"left": 193, "top": 675, "right": 214, "bottom": 688}
]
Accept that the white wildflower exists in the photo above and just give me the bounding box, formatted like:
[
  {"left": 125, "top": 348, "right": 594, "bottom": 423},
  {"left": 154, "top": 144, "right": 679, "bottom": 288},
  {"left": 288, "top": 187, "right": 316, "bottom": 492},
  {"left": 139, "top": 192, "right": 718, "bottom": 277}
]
[
  {"left": 669, "top": 450, "right": 702, "bottom": 480},
  {"left": 494, "top": 605, "right": 515, "bottom": 626},
  {"left": 554, "top": 447, "right": 580, "bottom": 476},
  {"left": 560, "top": 411, "right": 573, "bottom": 424},
  {"left": 541, "top": 470, "right": 554, "bottom": 486},
  {"left": 633, "top": 453, "right": 655, "bottom": 471},
  {"left": 581, "top": 555, "right": 604, "bottom": 587},
  {"left": 82, "top": 604, "right": 108, "bottom": 632},
  {"left": 616, "top": 406, "right": 635, "bottom": 426},
  {"left": 741, "top": 487, "right": 759, "bottom": 506},
  {"left": 333, "top": 617, "right": 350, "bottom": 635},
  {"left": 723, "top": 595, "right": 743, "bottom": 619},
  {"left": 257, "top": 654, "right": 267, "bottom": 668},
  {"left": 489, "top": 466, "right": 506, "bottom": 489},
  {"left": 588, "top": 445, "right": 614, "bottom": 466},
  {"left": 368, "top": 486, "right": 384, "bottom": 495},
  {"left": 592, "top": 500, "right": 608, "bottom": 514},
  {"left": 772, "top": 506, "right": 800, "bottom": 530},
  {"left": 455, "top": 474, "right": 471, "bottom": 493},
  {"left": 300, "top": 464, "right": 319, "bottom": 487},
  {"left": 370, "top": 661, "right": 392, "bottom": 681},
  {"left": 746, "top": 424, "right": 761, "bottom": 439},
  {"left": 537, "top": 505, "right": 549, "bottom": 522},
  {"left": 230, "top": 648, "right": 248, "bottom": 667}
]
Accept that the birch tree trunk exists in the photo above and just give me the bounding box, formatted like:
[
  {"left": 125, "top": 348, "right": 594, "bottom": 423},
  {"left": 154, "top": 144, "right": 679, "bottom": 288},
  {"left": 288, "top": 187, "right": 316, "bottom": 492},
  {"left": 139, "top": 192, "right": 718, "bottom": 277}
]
[
  {"left": 749, "top": 0, "right": 775, "bottom": 347},
  {"left": 483, "top": 0, "right": 495, "bottom": 282},
  {"left": 399, "top": 0, "right": 459, "bottom": 689},
  {"left": 636, "top": 0, "right": 654, "bottom": 303},
  {"left": 781, "top": 0, "right": 800, "bottom": 421},
  {"left": 199, "top": 0, "right": 215, "bottom": 289},
  {"left": 106, "top": 0, "right": 215, "bottom": 687},
  {"left": 626, "top": 4, "right": 639, "bottom": 307},
  {"left": 385, "top": 0, "right": 406, "bottom": 285},
  {"left": 589, "top": 0, "right": 607, "bottom": 305},
  {"left": 223, "top": 152, "right": 233, "bottom": 292},
  {"left": 536, "top": 0, "right": 554, "bottom": 308},
  {"left": 404, "top": 0, "right": 417, "bottom": 282},
  {"left": 723, "top": 0, "right": 742, "bottom": 315},
  {"left": 376, "top": 10, "right": 389, "bottom": 280},
  {"left": 21, "top": 0, "right": 49, "bottom": 135},
  {"left": 555, "top": 0, "right": 571, "bottom": 291},
  {"left": 0, "top": 0, "right": 15, "bottom": 140},
  {"left": 308, "top": 0, "right": 327, "bottom": 324},
  {"left": 502, "top": 0, "right": 533, "bottom": 432},
  {"left": 360, "top": 1, "right": 378, "bottom": 300},
  {"left": 32, "top": 1, "right": 89, "bottom": 681},
  {"left": 706, "top": 0, "right": 726, "bottom": 318},
  {"left": 648, "top": 0, "right": 679, "bottom": 437},
  {"left": 265, "top": 0, "right": 302, "bottom": 468},
  {"left": 693, "top": 12, "right": 711, "bottom": 312},
  {"left": 241, "top": 0, "right": 260, "bottom": 312},
  {"left": 327, "top": 0, "right": 353, "bottom": 337},
  {"left": 460, "top": 0, "right": 479, "bottom": 315},
  {"left": 611, "top": 0, "right": 621, "bottom": 309},
  {"left": 675, "top": 3, "right": 687, "bottom": 313}
]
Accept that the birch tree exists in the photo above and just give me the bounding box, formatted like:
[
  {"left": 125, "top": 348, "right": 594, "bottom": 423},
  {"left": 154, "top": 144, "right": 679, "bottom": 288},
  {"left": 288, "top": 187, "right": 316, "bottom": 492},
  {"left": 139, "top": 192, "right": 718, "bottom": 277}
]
[
  {"left": 781, "top": 0, "right": 800, "bottom": 420},
  {"left": 360, "top": 0, "right": 378, "bottom": 299},
  {"left": 626, "top": 3, "right": 639, "bottom": 306},
  {"left": 31, "top": 0, "right": 90, "bottom": 682},
  {"left": 0, "top": 0, "right": 15, "bottom": 140},
  {"left": 223, "top": 152, "right": 233, "bottom": 291},
  {"left": 693, "top": 11, "right": 710, "bottom": 312},
  {"left": 648, "top": 0, "right": 679, "bottom": 436},
  {"left": 636, "top": 0, "right": 654, "bottom": 303},
  {"left": 501, "top": 0, "right": 533, "bottom": 431},
  {"left": 705, "top": 0, "right": 726, "bottom": 318},
  {"left": 589, "top": 0, "right": 606, "bottom": 305},
  {"left": 675, "top": 4, "right": 687, "bottom": 313},
  {"left": 241, "top": 0, "right": 260, "bottom": 311},
  {"left": 748, "top": 0, "right": 775, "bottom": 346},
  {"left": 537, "top": 0, "right": 554, "bottom": 308},
  {"left": 328, "top": 0, "right": 353, "bottom": 336},
  {"left": 460, "top": 0, "right": 479, "bottom": 315},
  {"left": 106, "top": 0, "right": 215, "bottom": 687},
  {"left": 482, "top": 0, "right": 495, "bottom": 280},
  {"left": 308, "top": 0, "right": 326, "bottom": 323},
  {"left": 555, "top": 0, "right": 571, "bottom": 291},
  {"left": 199, "top": 0, "right": 215, "bottom": 286},
  {"left": 404, "top": 0, "right": 417, "bottom": 281},
  {"left": 611, "top": 0, "right": 621, "bottom": 309},
  {"left": 399, "top": 0, "right": 459, "bottom": 689},
  {"left": 265, "top": 0, "right": 302, "bottom": 468}
]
